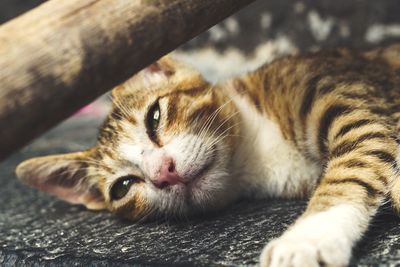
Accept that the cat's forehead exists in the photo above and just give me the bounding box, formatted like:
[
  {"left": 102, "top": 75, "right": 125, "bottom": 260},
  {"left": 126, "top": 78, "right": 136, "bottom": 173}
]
[
  {"left": 105, "top": 88, "right": 214, "bottom": 142},
  {"left": 112, "top": 78, "right": 210, "bottom": 111},
  {"left": 93, "top": 141, "right": 143, "bottom": 180}
]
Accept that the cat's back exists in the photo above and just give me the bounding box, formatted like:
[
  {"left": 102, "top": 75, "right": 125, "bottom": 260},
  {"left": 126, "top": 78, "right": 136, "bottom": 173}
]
[
  {"left": 266, "top": 45, "right": 400, "bottom": 102},
  {"left": 241, "top": 45, "right": 400, "bottom": 135}
]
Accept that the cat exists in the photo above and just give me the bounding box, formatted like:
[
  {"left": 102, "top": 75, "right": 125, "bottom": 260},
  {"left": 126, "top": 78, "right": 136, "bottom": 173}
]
[{"left": 16, "top": 44, "right": 400, "bottom": 267}]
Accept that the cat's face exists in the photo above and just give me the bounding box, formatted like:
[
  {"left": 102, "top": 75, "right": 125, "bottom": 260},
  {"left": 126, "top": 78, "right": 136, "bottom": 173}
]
[{"left": 16, "top": 57, "right": 240, "bottom": 221}]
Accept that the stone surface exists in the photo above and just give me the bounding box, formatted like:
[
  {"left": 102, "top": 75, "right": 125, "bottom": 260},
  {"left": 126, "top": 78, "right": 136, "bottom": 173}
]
[{"left": 1, "top": 116, "right": 400, "bottom": 267}]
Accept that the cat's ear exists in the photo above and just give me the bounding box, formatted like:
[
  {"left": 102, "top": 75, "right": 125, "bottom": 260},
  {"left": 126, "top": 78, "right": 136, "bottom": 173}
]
[
  {"left": 134, "top": 56, "right": 178, "bottom": 86},
  {"left": 15, "top": 150, "right": 106, "bottom": 210},
  {"left": 114, "top": 55, "right": 204, "bottom": 95}
]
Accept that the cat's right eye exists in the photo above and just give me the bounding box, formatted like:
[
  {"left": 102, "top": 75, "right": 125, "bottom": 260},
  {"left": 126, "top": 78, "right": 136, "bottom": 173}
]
[
  {"left": 145, "top": 100, "right": 161, "bottom": 143},
  {"left": 110, "top": 175, "right": 141, "bottom": 201}
]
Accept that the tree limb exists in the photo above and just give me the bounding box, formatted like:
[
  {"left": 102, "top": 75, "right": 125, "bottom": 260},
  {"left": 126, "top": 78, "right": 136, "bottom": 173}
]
[{"left": 0, "top": 0, "right": 255, "bottom": 160}]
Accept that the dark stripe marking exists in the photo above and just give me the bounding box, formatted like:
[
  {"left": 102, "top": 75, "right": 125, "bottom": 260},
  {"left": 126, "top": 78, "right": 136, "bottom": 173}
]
[
  {"left": 300, "top": 75, "right": 321, "bottom": 118},
  {"left": 367, "top": 150, "right": 397, "bottom": 167},
  {"left": 188, "top": 102, "right": 219, "bottom": 125},
  {"left": 114, "top": 199, "right": 138, "bottom": 219},
  {"left": 341, "top": 91, "right": 370, "bottom": 100},
  {"left": 102, "top": 148, "right": 116, "bottom": 160},
  {"left": 165, "top": 86, "right": 206, "bottom": 98},
  {"left": 167, "top": 95, "right": 179, "bottom": 128},
  {"left": 318, "top": 104, "right": 352, "bottom": 155},
  {"left": 334, "top": 119, "right": 371, "bottom": 139},
  {"left": 333, "top": 160, "right": 388, "bottom": 185},
  {"left": 111, "top": 107, "right": 124, "bottom": 121},
  {"left": 331, "top": 132, "right": 386, "bottom": 158},
  {"left": 370, "top": 106, "right": 392, "bottom": 116},
  {"left": 319, "top": 83, "right": 336, "bottom": 95},
  {"left": 376, "top": 175, "right": 388, "bottom": 185},
  {"left": 327, "top": 178, "right": 381, "bottom": 197},
  {"left": 336, "top": 159, "right": 368, "bottom": 168}
]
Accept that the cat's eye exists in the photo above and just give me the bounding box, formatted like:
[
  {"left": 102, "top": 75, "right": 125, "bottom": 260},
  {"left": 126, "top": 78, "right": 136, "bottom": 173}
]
[
  {"left": 146, "top": 100, "right": 161, "bottom": 141},
  {"left": 110, "top": 175, "right": 141, "bottom": 201}
]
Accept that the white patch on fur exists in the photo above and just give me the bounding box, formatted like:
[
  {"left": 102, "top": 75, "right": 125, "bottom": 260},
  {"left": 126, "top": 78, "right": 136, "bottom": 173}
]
[
  {"left": 119, "top": 143, "right": 143, "bottom": 164},
  {"left": 228, "top": 91, "right": 322, "bottom": 198},
  {"left": 260, "top": 204, "right": 369, "bottom": 267}
]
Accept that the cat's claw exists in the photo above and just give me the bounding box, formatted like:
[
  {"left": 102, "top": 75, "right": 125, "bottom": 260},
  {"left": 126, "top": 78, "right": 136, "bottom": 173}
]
[{"left": 260, "top": 236, "right": 349, "bottom": 267}]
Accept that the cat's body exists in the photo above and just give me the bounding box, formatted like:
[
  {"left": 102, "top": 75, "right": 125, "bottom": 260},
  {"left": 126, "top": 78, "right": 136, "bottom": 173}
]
[
  {"left": 224, "top": 79, "right": 322, "bottom": 200},
  {"left": 16, "top": 44, "right": 400, "bottom": 267}
]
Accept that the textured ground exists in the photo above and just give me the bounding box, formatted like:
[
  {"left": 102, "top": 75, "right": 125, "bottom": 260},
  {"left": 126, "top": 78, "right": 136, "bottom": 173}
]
[
  {"left": 2, "top": 0, "right": 400, "bottom": 266},
  {"left": 1, "top": 116, "right": 400, "bottom": 267}
]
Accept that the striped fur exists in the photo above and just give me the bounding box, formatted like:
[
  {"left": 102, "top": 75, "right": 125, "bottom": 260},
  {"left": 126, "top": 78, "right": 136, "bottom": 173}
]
[{"left": 16, "top": 44, "right": 400, "bottom": 267}]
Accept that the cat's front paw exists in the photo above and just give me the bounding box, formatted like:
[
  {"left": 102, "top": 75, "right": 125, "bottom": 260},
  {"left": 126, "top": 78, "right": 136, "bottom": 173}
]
[{"left": 260, "top": 235, "right": 350, "bottom": 267}]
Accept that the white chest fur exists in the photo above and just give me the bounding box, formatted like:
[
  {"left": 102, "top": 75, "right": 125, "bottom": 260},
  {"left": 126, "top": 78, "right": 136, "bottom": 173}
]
[{"left": 228, "top": 92, "right": 322, "bottom": 199}]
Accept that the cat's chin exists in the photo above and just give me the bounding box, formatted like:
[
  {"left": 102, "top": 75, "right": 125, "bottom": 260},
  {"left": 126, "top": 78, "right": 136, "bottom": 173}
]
[
  {"left": 186, "top": 173, "right": 236, "bottom": 212},
  {"left": 181, "top": 153, "right": 236, "bottom": 213},
  {"left": 176, "top": 144, "right": 217, "bottom": 184},
  {"left": 130, "top": 171, "right": 236, "bottom": 222}
]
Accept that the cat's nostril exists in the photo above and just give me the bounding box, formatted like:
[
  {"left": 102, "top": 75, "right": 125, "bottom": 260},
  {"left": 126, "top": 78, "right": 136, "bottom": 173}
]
[{"left": 168, "top": 162, "right": 175, "bottom": 173}]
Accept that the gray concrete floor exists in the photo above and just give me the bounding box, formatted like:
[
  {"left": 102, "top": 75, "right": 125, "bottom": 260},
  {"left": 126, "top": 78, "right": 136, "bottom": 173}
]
[{"left": 1, "top": 116, "right": 400, "bottom": 266}]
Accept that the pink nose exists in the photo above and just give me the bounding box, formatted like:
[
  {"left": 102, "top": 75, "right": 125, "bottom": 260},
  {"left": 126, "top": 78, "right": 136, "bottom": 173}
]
[{"left": 152, "top": 158, "right": 182, "bottom": 189}]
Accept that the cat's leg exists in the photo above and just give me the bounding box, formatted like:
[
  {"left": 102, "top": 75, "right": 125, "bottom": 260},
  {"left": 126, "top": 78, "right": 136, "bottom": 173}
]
[
  {"left": 389, "top": 170, "right": 400, "bottom": 213},
  {"left": 389, "top": 124, "right": 400, "bottom": 213},
  {"left": 260, "top": 110, "right": 398, "bottom": 267}
]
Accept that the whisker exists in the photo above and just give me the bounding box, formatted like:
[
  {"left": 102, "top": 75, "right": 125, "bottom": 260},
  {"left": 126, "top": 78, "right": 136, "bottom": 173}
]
[
  {"left": 206, "top": 122, "right": 241, "bottom": 150},
  {"left": 198, "top": 98, "right": 233, "bottom": 140},
  {"left": 207, "top": 110, "right": 240, "bottom": 140},
  {"left": 198, "top": 99, "right": 232, "bottom": 139},
  {"left": 204, "top": 113, "right": 240, "bottom": 148},
  {"left": 113, "top": 96, "right": 135, "bottom": 121}
]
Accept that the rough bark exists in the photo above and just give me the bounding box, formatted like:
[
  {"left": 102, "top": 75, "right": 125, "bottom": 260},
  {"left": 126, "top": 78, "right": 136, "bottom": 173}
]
[{"left": 0, "top": 0, "right": 254, "bottom": 160}]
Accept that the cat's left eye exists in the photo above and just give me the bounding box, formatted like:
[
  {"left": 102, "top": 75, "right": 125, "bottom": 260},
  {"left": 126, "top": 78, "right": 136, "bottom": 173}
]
[
  {"left": 146, "top": 100, "right": 161, "bottom": 141},
  {"left": 110, "top": 175, "right": 141, "bottom": 201}
]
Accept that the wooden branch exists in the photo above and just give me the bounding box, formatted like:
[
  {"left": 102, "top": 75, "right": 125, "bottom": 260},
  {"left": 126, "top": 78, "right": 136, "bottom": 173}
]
[{"left": 0, "top": 0, "right": 255, "bottom": 161}]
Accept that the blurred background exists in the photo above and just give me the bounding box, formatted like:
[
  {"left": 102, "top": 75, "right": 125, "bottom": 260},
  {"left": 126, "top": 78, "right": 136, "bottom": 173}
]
[
  {"left": 2, "top": 0, "right": 400, "bottom": 82},
  {"left": 2, "top": 0, "right": 400, "bottom": 155},
  {"left": 2, "top": 0, "right": 400, "bottom": 116}
]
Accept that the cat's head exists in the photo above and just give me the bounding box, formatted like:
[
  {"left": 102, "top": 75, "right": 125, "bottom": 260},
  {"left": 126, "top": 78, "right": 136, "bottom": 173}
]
[{"left": 16, "top": 56, "right": 241, "bottom": 221}]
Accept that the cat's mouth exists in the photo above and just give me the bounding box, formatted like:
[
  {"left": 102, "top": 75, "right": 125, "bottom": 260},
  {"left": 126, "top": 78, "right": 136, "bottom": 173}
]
[{"left": 182, "top": 144, "right": 217, "bottom": 187}]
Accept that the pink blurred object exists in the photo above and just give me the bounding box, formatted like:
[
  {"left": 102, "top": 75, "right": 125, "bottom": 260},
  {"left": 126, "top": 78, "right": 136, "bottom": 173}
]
[{"left": 74, "top": 102, "right": 109, "bottom": 117}]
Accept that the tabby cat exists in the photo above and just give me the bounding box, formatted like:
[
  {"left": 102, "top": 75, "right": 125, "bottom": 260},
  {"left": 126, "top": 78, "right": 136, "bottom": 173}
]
[{"left": 16, "top": 44, "right": 400, "bottom": 267}]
